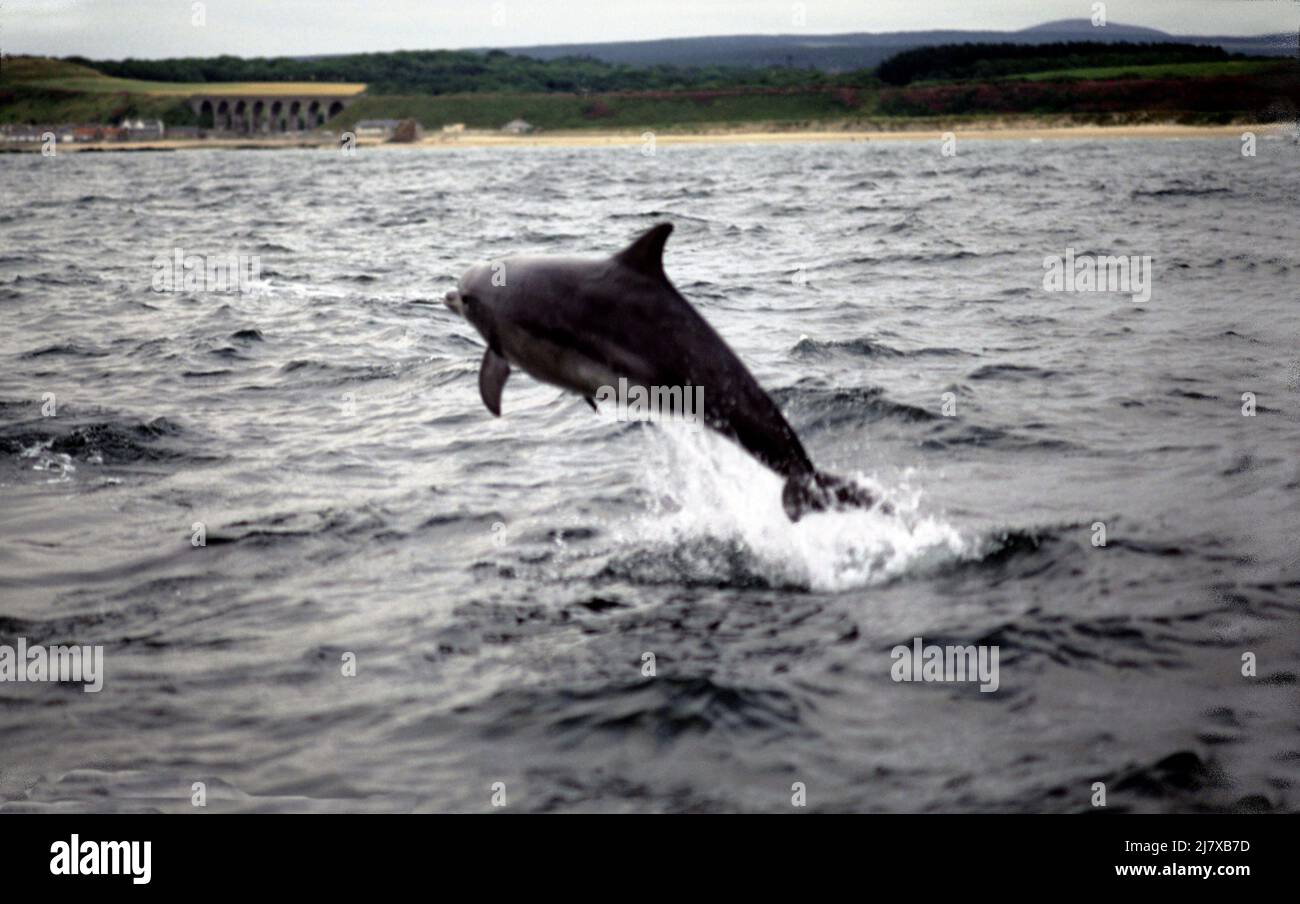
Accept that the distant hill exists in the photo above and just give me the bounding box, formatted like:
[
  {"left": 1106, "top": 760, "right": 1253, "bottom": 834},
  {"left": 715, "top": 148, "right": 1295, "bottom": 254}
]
[
  {"left": 481, "top": 20, "right": 1295, "bottom": 71},
  {"left": 1018, "top": 20, "right": 1172, "bottom": 39}
]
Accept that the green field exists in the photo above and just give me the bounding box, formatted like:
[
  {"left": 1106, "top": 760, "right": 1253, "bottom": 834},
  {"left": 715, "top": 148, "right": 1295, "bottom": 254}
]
[
  {"left": 0, "top": 84, "right": 188, "bottom": 125},
  {"left": 1005, "top": 59, "right": 1288, "bottom": 81},
  {"left": 0, "top": 56, "right": 366, "bottom": 125},
  {"left": 337, "top": 89, "right": 875, "bottom": 132},
  {"left": 2, "top": 56, "right": 365, "bottom": 94}
]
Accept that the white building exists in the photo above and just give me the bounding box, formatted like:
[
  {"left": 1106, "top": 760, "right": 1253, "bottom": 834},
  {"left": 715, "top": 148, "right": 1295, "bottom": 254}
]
[
  {"left": 354, "top": 119, "right": 402, "bottom": 139},
  {"left": 120, "top": 118, "right": 166, "bottom": 140}
]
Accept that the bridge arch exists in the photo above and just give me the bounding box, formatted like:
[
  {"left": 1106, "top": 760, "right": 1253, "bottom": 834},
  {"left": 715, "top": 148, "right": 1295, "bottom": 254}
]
[{"left": 186, "top": 93, "right": 359, "bottom": 134}]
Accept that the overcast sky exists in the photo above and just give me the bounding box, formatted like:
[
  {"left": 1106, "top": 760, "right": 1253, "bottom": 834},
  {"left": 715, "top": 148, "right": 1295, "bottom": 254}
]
[{"left": 4, "top": 0, "right": 1294, "bottom": 59}]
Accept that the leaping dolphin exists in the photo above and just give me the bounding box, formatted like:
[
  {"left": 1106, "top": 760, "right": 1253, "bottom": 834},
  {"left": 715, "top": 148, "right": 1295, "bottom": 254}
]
[{"left": 444, "top": 223, "right": 876, "bottom": 521}]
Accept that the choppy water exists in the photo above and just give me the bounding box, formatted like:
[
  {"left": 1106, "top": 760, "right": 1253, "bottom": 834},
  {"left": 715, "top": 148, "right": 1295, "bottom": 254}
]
[{"left": 1, "top": 137, "right": 1297, "bottom": 812}]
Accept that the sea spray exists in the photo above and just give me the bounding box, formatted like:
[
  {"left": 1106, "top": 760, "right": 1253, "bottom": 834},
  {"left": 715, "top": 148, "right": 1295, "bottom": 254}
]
[{"left": 620, "top": 422, "right": 969, "bottom": 593}]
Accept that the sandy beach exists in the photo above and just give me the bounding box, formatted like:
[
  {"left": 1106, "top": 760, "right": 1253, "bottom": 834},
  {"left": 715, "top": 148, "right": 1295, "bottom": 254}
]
[{"left": 3, "top": 121, "right": 1285, "bottom": 153}]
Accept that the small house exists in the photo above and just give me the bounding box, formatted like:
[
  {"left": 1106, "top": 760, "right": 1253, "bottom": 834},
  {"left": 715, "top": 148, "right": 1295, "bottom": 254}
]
[{"left": 354, "top": 119, "right": 401, "bottom": 139}]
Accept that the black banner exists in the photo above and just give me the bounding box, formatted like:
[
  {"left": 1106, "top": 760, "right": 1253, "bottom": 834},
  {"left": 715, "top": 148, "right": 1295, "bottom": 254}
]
[{"left": 0, "top": 814, "right": 1282, "bottom": 891}]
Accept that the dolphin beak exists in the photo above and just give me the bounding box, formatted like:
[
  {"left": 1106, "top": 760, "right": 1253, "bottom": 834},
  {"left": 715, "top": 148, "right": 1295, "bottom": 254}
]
[{"left": 444, "top": 288, "right": 464, "bottom": 316}]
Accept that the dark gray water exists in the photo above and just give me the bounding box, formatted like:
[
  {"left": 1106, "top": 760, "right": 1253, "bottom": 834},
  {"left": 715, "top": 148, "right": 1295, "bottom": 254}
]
[{"left": 1, "top": 137, "right": 1297, "bottom": 812}]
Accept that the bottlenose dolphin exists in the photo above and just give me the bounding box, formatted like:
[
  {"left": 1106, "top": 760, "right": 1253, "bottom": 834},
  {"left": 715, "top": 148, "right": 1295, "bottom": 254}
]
[{"left": 444, "top": 223, "right": 876, "bottom": 521}]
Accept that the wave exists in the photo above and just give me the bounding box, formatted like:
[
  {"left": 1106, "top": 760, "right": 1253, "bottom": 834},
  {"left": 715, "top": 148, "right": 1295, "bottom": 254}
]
[
  {"left": 967, "top": 363, "right": 1060, "bottom": 382},
  {"left": 1109, "top": 750, "right": 1227, "bottom": 800},
  {"left": 1132, "top": 186, "right": 1232, "bottom": 199},
  {"left": 19, "top": 343, "right": 110, "bottom": 359},
  {"left": 0, "top": 412, "right": 193, "bottom": 467},
  {"left": 442, "top": 675, "right": 807, "bottom": 751},
  {"left": 279, "top": 359, "right": 401, "bottom": 385},
  {"left": 790, "top": 336, "right": 968, "bottom": 361},
  {"left": 919, "top": 420, "right": 1079, "bottom": 453},
  {"left": 772, "top": 382, "right": 939, "bottom": 432},
  {"left": 959, "top": 164, "right": 1062, "bottom": 178}
]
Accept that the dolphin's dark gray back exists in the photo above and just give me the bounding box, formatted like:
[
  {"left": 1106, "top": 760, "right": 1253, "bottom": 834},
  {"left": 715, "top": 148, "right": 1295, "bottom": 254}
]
[{"left": 500, "top": 225, "right": 814, "bottom": 480}]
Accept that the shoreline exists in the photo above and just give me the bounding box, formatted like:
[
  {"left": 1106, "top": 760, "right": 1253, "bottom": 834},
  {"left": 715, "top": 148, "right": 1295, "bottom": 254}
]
[{"left": 2, "top": 121, "right": 1283, "bottom": 153}]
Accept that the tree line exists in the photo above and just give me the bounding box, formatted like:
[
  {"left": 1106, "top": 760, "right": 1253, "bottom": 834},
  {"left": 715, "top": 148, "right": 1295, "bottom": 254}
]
[
  {"left": 71, "top": 42, "right": 1250, "bottom": 94},
  {"left": 875, "top": 41, "right": 1235, "bottom": 85},
  {"left": 76, "top": 49, "right": 864, "bottom": 93}
]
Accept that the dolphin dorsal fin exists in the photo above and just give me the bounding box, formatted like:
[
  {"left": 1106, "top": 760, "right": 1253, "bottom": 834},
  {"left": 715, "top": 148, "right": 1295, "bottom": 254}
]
[{"left": 615, "top": 223, "right": 673, "bottom": 280}]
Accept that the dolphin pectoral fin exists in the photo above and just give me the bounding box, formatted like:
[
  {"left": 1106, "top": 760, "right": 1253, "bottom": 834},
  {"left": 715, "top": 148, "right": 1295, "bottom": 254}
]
[
  {"left": 584, "top": 396, "right": 598, "bottom": 413},
  {"left": 479, "top": 348, "right": 511, "bottom": 417}
]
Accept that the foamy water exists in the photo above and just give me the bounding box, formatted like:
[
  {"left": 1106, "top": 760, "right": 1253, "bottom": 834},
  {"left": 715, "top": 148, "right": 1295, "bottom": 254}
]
[{"left": 628, "top": 424, "right": 970, "bottom": 592}]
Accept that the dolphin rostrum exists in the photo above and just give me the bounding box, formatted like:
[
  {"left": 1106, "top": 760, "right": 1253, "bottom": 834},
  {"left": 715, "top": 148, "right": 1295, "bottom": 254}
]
[{"left": 444, "top": 223, "right": 876, "bottom": 521}]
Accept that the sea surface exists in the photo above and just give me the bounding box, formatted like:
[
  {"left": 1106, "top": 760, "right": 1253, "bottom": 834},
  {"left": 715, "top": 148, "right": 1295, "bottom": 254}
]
[{"left": 1, "top": 136, "right": 1297, "bottom": 812}]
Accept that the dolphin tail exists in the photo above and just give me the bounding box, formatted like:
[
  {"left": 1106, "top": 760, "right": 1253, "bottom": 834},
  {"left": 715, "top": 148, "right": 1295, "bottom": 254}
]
[{"left": 781, "top": 470, "right": 880, "bottom": 522}]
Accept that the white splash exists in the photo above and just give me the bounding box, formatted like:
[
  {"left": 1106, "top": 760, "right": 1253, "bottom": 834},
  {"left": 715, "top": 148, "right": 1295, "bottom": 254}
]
[
  {"left": 621, "top": 424, "right": 969, "bottom": 593},
  {"left": 20, "top": 439, "right": 76, "bottom": 483}
]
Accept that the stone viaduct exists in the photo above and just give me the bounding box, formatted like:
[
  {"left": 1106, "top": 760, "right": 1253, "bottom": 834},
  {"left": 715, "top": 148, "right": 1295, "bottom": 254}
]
[{"left": 186, "top": 93, "right": 360, "bottom": 134}]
